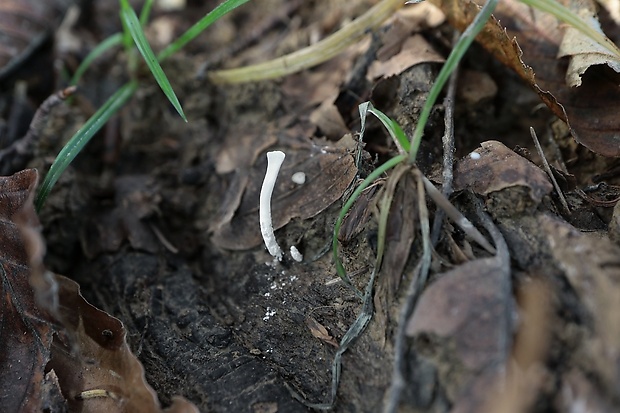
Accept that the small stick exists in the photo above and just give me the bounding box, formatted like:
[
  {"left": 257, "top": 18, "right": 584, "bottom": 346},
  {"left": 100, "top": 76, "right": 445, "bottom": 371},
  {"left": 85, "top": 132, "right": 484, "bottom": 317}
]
[
  {"left": 431, "top": 32, "right": 459, "bottom": 245},
  {"left": 259, "top": 151, "right": 286, "bottom": 261},
  {"left": 530, "top": 127, "right": 570, "bottom": 215}
]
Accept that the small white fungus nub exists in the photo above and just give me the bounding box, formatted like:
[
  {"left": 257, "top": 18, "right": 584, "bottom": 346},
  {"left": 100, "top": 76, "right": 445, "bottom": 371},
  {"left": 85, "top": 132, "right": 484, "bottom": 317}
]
[
  {"left": 291, "top": 172, "right": 306, "bottom": 184},
  {"left": 290, "top": 246, "right": 303, "bottom": 262},
  {"left": 260, "top": 151, "right": 286, "bottom": 261},
  {"left": 469, "top": 151, "right": 481, "bottom": 160}
]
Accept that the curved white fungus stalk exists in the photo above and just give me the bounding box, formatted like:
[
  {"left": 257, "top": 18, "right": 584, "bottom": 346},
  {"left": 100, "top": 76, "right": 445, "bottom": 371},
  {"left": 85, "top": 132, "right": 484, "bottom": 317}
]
[{"left": 260, "top": 151, "right": 286, "bottom": 261}]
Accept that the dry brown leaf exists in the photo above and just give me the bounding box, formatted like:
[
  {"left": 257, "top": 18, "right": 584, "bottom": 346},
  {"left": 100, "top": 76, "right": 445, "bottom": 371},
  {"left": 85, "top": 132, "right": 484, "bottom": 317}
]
[
  {"left": 338, "top": 185, "right": 379, "bottom": 243},
  {"left": 456, "top": 70, "right": 498, "bottom": 105},
  {"left": 209, "top": 121, "right": 310, "bottom": 233},
  {"left": 406, "top": 256, "right": 513, "bottom": 413},
  {"left": 304, "top": 315, "right": 339, "bottom": 348},
  {"left": 48, "top": 275, "right": 199, "bottom": 413},
  {"left": 380, "top": 170, "right": 416, "bottom": 297},
  {"left": 368, "top": 34, "right": 445, "bottom": 79},
  {"left": 431, "top": 0, "right": 620, "bottom": 157},
  {"left": 540, "top": 214, "right": 620, "bottom": 400},
  {"left": 396, "top": 1, "right": 446, "bottom": 31},
  {"left": 281, "top": 41, "right": 368, "bottom": 108},
  {"left": 0, "top": 169, "right": 55, "bottom": 412},
  {"left": 215, "top": 123, "right": 279, "bottom": 174},
  {"left": 483, "top": 279, "right": 552, "bottom": 413},
  {"left": 454, "top": 141, "right": 553, "bottom": 217},
  {"left": 309, "top": 100, "right": 350, "bottom": 140},
  {"left": 1, "top": 168, "right": 198, "bottom": 412},
  {"left": 558, "top": 0, "right": 620, "bottom": 87}
]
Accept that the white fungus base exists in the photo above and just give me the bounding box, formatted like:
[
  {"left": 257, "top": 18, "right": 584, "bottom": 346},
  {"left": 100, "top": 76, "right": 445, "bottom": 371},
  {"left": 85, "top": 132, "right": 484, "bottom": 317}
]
[
  {"left": 290, "top": 245, "right": 303, "bottom": 262},
  {"left": 291, "top": 172, "right": 306, "bottom": 184}
]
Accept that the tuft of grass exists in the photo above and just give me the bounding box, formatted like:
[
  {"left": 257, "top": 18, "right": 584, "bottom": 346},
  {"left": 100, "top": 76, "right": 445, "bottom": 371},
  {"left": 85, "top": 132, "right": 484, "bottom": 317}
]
[
  {"left": 332, "top": 0, "right": 499, "bottom": 284},
  {"left": 334, "top": 0, "right": 613, "bottom": 281},
  {"left": 36, "top": 0, "right": 250, "bottom": 210}
]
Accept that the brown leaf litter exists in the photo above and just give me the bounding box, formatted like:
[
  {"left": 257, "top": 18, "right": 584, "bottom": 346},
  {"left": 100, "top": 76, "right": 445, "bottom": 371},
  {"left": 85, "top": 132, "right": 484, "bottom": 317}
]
[
  {"left": 432, "top": 0, "right": 620, "bottom": 156},
  {"left": 0, "top": 169, "right": 197, "bottom": 412}
]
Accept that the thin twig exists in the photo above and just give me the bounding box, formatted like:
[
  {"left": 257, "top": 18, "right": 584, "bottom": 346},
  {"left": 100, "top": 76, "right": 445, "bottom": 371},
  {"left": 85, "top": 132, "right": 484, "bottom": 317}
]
[
  {"left": 431, "top": 31, "right": 460, "bottom": 245},
  {"left": 530, "top": 127, "right": 570, "bottom": 215}
]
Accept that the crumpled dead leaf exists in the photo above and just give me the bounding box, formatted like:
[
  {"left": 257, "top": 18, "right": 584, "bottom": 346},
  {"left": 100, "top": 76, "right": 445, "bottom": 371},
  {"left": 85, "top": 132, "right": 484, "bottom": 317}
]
[
  {"left": 366, "top": 4, "right": 445, "bottom": 79},
  {"left": 454, "top": 141, "right": 553, "bottom": 217},
  {"left": 0, "top": 169, "right": 55, "bottom": 412},
  {"left": 309, "top": 100, "right": 350, "bottom": 140},
  {"left": 368, "top": 34, "right": 445, "bottom": 80},
  {"left": 431, "top": 0, "right": 620, "bottom": 156},
  {"left": 47, "top": 275, "right": 199, "bottom": 413},
  {"left": 406, "top": 255, "right": 514, "bottom": 413},
  {"left": 338, "top": 184, "right": 379, "bottom": 243},
  {"left": 558, "top": 0, "right": 620, "bottom": 87},
  {"left": 456, "top": 70, "right": 498, "bottom": 105},
  {"left": 380, "top": 170, "right": 416, "bottom": 298},
  {"left": 0, "top": 168, "right": 198, "bottom": 412},
  {"left": 540, "top": 214, "right": 620, "bottom": 401}
]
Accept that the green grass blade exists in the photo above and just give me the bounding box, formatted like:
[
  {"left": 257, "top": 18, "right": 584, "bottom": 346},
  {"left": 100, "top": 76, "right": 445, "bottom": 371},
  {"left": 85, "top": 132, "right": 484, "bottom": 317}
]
[
  {"left": 157, "top": 0, "right": 251, "bottom": 61},
  {"left": 367, "top": 106, "right": 410, "bottom": 153},
  {"left": 119, "top": 0, "right": 187, "bottom": 121},
  {"left": 408, "top": 0, "right": 498, "bottom": 163},
  {"left": 70, "top": 33, "right": 123, "bottom": 86},
  {"left": 139, "top": 0, "right": 154, "bottom": 26},
  {"left": 35, "top": 81, "right": 139, "bottom": 211}
]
